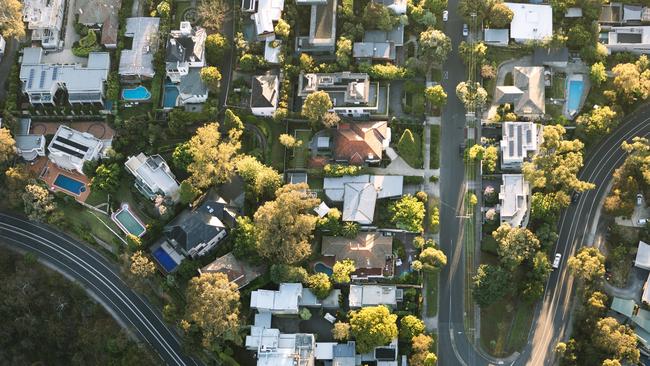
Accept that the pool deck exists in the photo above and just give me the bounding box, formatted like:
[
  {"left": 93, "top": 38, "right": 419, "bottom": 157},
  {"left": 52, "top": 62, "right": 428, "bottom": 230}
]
[
  {"left": 112, "top": 205, "right": 147, "bottom": 237},
  {"left": 30, "top": 121, "right": 115, "bottom": 140},
  {"left": 36, "top": 159, "right": 91, "bottom": 203}
]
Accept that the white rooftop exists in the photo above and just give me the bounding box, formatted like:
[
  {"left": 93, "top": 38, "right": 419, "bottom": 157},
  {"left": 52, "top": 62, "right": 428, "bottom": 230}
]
[
  {"left": 324, "top": 175, "right": 403, "bottom": 224},
  {"left": 250, "top": 283, "right": 303, "bottom": 314},
  {"left": 47, "top": 125, "right": 105, "bottom": 174},
  {"left": 643, "top": 273, "right": 650, "bottom": 305},
  {"left": 637, "top": 241, "right": 650, "bottom": 270},
  {"left": 504, "top": 2, "right": 553, "bottom": 41},
  {"left": 349, "top": 284, "right": 397, "bottom": 308},
  {"left": 499, "top": 174, "right": 530, "bottom": 228},
  {"left": 314, "top": 202, "right": 330, "bottom": 218},
  {"left": 500, "top": 122, "right": 541, "bottom": 169},
  {"left": 125, "top": 153, "right": 180, "bottom": 201},
  {"left": 120, "top": 17, "right": 160, "bottom": 78}
]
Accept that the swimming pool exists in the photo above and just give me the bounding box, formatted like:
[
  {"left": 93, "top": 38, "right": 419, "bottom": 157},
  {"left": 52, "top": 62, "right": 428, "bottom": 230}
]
[
  {"left": 163, "top": 83, "right": 179, "bottom": 109},
  {"left": 112, "top": 204, "right": 147, "bottom": 237},
  {"left": 566, "top": 77, "right": 584, "bottom": 116},
  {"left": 53, "top": 174, "right": 86, "bottom": 195},
  {"left": 122, "top": 85, "right": 151, "bottom": 101},
  {"left": 153, "top": 247, "right": 178, "bottom": 272},
  {"left": 314, "top": 262, "right": 333, "bottom": 276}
]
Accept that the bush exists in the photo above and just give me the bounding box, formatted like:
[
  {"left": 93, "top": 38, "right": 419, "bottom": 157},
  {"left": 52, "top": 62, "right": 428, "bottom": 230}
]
[
  {"left": 72, "top": 30, "right": 100, "bottom": 57},
  {"left": 323, "top": 164, "right": 362, "bottom": 177}
]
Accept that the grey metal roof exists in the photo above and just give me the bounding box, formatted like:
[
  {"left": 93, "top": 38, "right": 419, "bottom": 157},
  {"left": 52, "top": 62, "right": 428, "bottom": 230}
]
[
  {"left": 119, "top": 17, "right": 160, "bottom": 78},
  {"left": 178, "top": 68, "right": 208, "bottom": 100},
  {"left": 251, "top": 74, "right": 278, "bottom": 108},
  {"left": 532, "top": 47, "right": 569, "bottom": 65}
]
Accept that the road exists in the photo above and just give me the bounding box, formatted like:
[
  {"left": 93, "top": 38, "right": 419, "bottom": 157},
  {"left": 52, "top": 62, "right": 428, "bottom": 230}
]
[{"left": 0, "top": 212, "right": 204, "bottom": 366}]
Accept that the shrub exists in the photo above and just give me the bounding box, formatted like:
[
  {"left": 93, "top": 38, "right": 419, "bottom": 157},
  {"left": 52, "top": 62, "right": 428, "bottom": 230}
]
[{"left": 323, "top": 164, "right": 362, "bottom": 177}]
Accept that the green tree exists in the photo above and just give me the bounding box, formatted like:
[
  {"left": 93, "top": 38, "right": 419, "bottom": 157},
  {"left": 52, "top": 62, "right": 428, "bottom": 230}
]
[
  {"left": 278, "top": 134, "right": 302, "bottom": 148},
  {"left": 269, "top": 264, "right": 309, "bottom": 284},
  {"left": 472, "top": 264, "right": 511, "bottom": 307},
  {"left": 332, "top": 321, "right": 351, "bottom": 341},
  {"left": 301, "top": 91, "right": 333, "bottom": 123},
  {"left": 322, "top": 111, "right": 341, "bottom": 128},
  {"left": 22, "top": 184, "right": 58, "bottom": 223},
  {"left": 178, "top": 180, "right": 200, "bottom": 204},
  {"left": 236, "top": 155, "right": 283, "bottom": 200},
  {"left": 530, "top": 191, "right": 570, "bottom": 224},
  {"left": 91, "top": 163, "right": 121, "bottom": 193},
  {"left": 576, "top": 106, "right": 618, "bottom": 138},
  {"left": 156, "top": 1, "right": 171, "bottom": 17},
  {"left": 254, "top": 183, "right": 320, "bottom": 264},
  {"left": 493, "top": 223, "right": 541, "bottom": 270},
  {"left": 3, "top": 165, "right": 33, "bottom": 208},
  {"left": 593, "top": 317, "right": 640, "bottom": 364},
  {"left": 274, "top": 18, "right": 290, "bottom": 38},
  {"left": 172, "top": 143, "right": 193, "bottom": 172},
  {"left": 363, "top": 2, "right": 397, "bottom": 31},
  {"left": 205, "top": 33, "right": 229, "bottom": 65},
  {"left": 197, "top": 0, "right": 229, "bottom": 31},
  {"left": 522, "top": 251, "right": 551, "bottom": 301},
  {"left": 307, "top": 273, "right": 332, "bottom": 299},
  {"left": 130, "top": 251, "right": 156, "bottom": 278},
  {"left": 0, "top": 127, "right": 16, "bottom": 163},
  {"left": 390, "top": 195, "right": 426, "bottom": 232},
  {"left": 349, "top": 306, "right": 398, "bottom": 353},
  {"left": 419, "top": 28, "right": 452, "bottom": 66},
  {"left": 568, "top": 247, "right": 605, "bottom": 283},
  {"left": 590, "top": 62, "right": 607, "bottom": 86},
  {"left": 410, "top": 333, "right": 437, "bottom": 366},
  {"left": 456, "top": 81, "right": 488, "bottom": 110},
  {"left": 488, "top": 3, "right": 513, "bottom": 28},
  {"left": 332, "top": 259, "right": 356, "bottom": 283},
  {"left": 424, "top": 85, "right": 447, "bottom": 107},
  {"left": 482, "top": 146, "right": 498, "bottom": 174},
  {"left": 612, "top": 56, "right": 650, "bottom": 103},
  {"left": 399, "top": 315, "right": 425, "bottom": 340},
  {"left": 223, "top": 108, "right": 244, "bottom": 132},
  {"left": 341, "top": 221, "right": 360, "bottom": 238},
  {"left": 0, "top": 0, "right": 26, "bottom": 39},
  {"left": 186, "top": 122, "right": 241, "bottom": 189},
  {"left": 419, "top": 247, "right": 447, "bottom": 271},
  {"left": 336, "top": 37, "right": 353, "bottom": 68},
  {"left": 458, "top": 41, "right": 487, "bottom": 66},
  {"left": 567, "top": 23, "right": 594, "bottom": 50},
  {"left": 231, "top": 216, "right": 260, "bottom": 261},
  {"left": 200, "top": 66, "right": 221, "bottom": 92}
]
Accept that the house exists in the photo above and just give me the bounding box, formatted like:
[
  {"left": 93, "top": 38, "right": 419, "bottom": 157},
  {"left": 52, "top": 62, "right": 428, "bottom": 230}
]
[
  {"left": 162, "top": 193, "right": 237, "bottom": 258},
  {"left": 483, "top": 29, "right": 509, "bottom": 46},
  {"left": 250, "top": 283, "right": 304, "bottom": 314},
  {"left": 76, "top": 0, "right": 121, "bottom": 48},
  {"left": 0, "top": 35, "right": 5, "bottom": 61},
  {"left": 124, "top": 153, "right": 180, "bottom": 203},
  {"left": 323, "top": 174, "right": 403, "bottom": 224},
  {"left": 176, "top": 68, "right": 209, "bottom": 105},
  {"left": 199, "top": 252, "right": 265, "bottom": 289},
  {"left": 494, "top": 66, "right": 545, "bottom": 117},
  {"left": 47, "top": 125, "right": 107, "bottom": 175},
  {"left": 119, "top": 17, "right": 160, "bottom": 81},
  {"left": 264, "top": 36, "right": 281, "bottom": 64},
  {"left": 636, "top": 241, "right": 650, "bottom": 270},
  {"left": 250, "top": 73, "right": 279, "bottom": 117},
  {"left": 321, "top": 232, "right": 394, "bottom": 279},
  {"left": 297, "top": 72, "right": 388, "bottom": 117},
  {"left": 251, "top": 0, "right": 285, "bottom": 38},
  {"left": 20, "top": 47, "right": 110, "bottom": 106},
  {"left": 333, "top": 122, "right": 391, "bottom": 165},
  {"left": 611, "top": 297, "right": 650, "bottom": 350},
  {"left": 504, "top": 3, "right": 552, "bottom": 42},
  {"left": 23, "top": 0, "right": 65, "bottom": 49},
  {"left": 353, "top": 26, "right": 404, "bottom": 61},
  {"left": 605, "top": 26, "right": 650, "bottom": 55},
  {"left": 499, "top": 174, "right": 530, "bottom": 228},
  {"left": 14, "top": 118, "right": 45, "bottom": 162},
  {"left": 245, "top": 312, "right": 316, "bottom": 366},
  {"left": 348, "top": 284, "right": 399, "bottom": 308},
  {"left": 332, "top": 342, "right": 356, "bottom": 366},
  {"left": 295, "top": 0, "right": 338, "bottom": 53},
  {"left": 532, "top": 47, "right": 569, "bottom": 68},
  {"left": 359, "top": 338, "right": 399, "bottom": 365},
  {"left": 165, "top": 22, "right": 207, "bottom": 83},
  {"left": 600, "top": 3, "right": 622, "bottom": 24},
  {"left": 500, "top": 122, "right": 542, "bottom": 170}
]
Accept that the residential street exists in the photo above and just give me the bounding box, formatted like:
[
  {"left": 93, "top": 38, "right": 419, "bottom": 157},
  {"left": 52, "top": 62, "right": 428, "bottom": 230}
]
[{"left": 0, "top": 212, "right": 204, "bottom": 366}]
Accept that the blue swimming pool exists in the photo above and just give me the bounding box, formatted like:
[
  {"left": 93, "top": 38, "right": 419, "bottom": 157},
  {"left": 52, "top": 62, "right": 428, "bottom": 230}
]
[
  {"left": 122, "top": 85, "right": 151, "bottom": 101},
  {"left": 163, "top": 83, "right": 179, "bottom": 108},
  {"left": 153, "top": 247, "right": 178, "bottom": 272},
  {"left": 567, "top": 79, "right": 584, "bottom": 114},
  {"left": 53, "top": 174, "right": 86, "bottom": 195},
  {"left": 314, "top": 262, "right": 333, "bottom": 276}
]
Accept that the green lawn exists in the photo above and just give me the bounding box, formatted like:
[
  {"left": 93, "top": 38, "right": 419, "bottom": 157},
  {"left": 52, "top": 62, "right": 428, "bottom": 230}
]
[
  {"left": 429, "top": 125, "right": 440, "bottom": 169},
  {"left": 85, "top": 189, "right": 109, "bottom": 208},
  {"left": 548, "top": 73, "right": 566, "bottom": 100},
  {"left": 396, "top": 130, "right": 423, "bottom": 169},
  {"left": 174, "top": 2, "right": 192, "bottom": 28},
  {"left": 251, "top": 117, "right": 286, "bottom": 171},
  {"left": 424, "top": 271, "right": 439, "bottom": 317},
  {"left": 291, "top": 129, "right": 312, "bottom": 169},
  {"left": 546, "top": 104, "right": 564, "bottom": 120},
  {"left": 486, "top": 45, "right": 532, "bottom": 67},
  {"left": 59, "top": 203, "right": 122, "bottom": 247}
]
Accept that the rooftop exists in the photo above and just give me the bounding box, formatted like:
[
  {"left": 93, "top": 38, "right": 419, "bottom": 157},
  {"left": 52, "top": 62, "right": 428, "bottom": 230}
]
[
  {"left": 309, "top": 0, "right": 337, "bottom": 46},
  {"left": 298, "top": 72, "right": 371, "bottom": 105},
  {"left": 333, "top": 121, "right": 390, "bottom": 164},
  {"left": 119, "top": 17, "right": 160, "bottom": 78},
  {"left": 200, "top": 252, "right": 265, "bottom": 288},
  {"left": 499, "top": 174, "right": 530, "bottom": 228},
  {"left": 166, "top": 22, "right": 207, "bottom": 64},
  {"left": 251, "top": 74, "right": 279, "bottom": 109},
  {"left": 321, "top": 232, "right": 393, "bottom": 278},
  {"left": 76, "top": 0, "right": 121, "bottom": 25},
  {"left": 349, "top": 284, "right": 397, "bottom": 308},
  {"left": 500, "top": 122, "right": 541, "bottom": 168},
  {"left": 250, "top": 283, "right": 303, "bottom": 314},
  {"left": 636, "top": 241, "right": 650, "bottom": 270},
  {"left": 124, "top": 152, "right": 180, "bottom": 201},
  {"left": 504, "top": 2, "right": 553, "bottom": 41}
]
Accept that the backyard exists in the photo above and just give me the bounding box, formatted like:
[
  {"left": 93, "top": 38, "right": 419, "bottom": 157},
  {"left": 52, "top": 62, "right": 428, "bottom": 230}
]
[
  {"left": 424, "top": 271, "right": 438, "bottom": 317},
  {"left": 290, "top": 129, "right": 312, "bottom": 169}
]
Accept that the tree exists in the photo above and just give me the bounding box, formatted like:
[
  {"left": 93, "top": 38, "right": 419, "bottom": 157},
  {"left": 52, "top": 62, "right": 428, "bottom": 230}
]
[
  {"left": 482, "top": 146, "right": 498, "bottom": 173},
  {"left": 390, "top": 195, "right": 426, "bottom": 232},
  {"left": 269, "top": 264, "right": 309, "bottom": 284},
  {"left": 231, "top": 216, "right": 259, "bottom": 261},
  {"left": 156, "top": 1, "right": 171, "bottom": 17},
  {"left": 472, "top": 264, "right": 511, "bottom": 307},
  {"left": 459, "top": 41, "right": 487, "bottom": 66},
  {"left": 399, "top": 315, "right": 425, "bottom": 341},
  {"left": 302, "top": 91, "right": 333, "bottom": 122},
  {"left": 332, "top": 259, "right": 356, "bottom": 284},
  {"left": 200, "top": 66, "right": 221, "bottom": 92},
  {"left": 567, "top": 23, "right": 594, "bottom": 50},
  {"left": 299, "top": 53, "right": 315, "bottom": 72},
  {"left": 522, "top": 251, "right": 551, "bottom": 301},
  {"left": 488, "top": 3, "right": 513, "bottom": 28},
  {"left": 522, "top": 125, "right": 595, "bottom": 193},
  {"left": 411, "top": 334, "right": 437, "bottom": 366},
  {"left": 336, "top": 37, "right": 353, "bottom": 68},
  {"left": 186, "top": 122, "right": 241, "bottom": 189},
  {"left": 91, "top": 163, "right": 121, "bottom": 193},
  {"left": 602, "top": 360, "right": 621, "bottom": 366},
  {"left": 0, "top": 0, "right": 26, "bottom": 39},
  {"left": 236, "top": 155, "right": 283, "bottom": 199},
  {"left": 205, "top": 33, "right": 229, "bottom": 65},
  {"left": 458, "top": 0, "right": 496, "bottom": 21},
  {"left": 419, "top": 247, "right": 447, "bottom": 271},
  {"left": 612, "top": 56, "right": 650, "bottom": 103},
  {"left": 274, "top": 18, "right": 290, "bottom": 38},
  {"left": 341, "top": 221, "right": 360, "bottom": 238},
  {"left": 424, "top": 85, "right": 447, "bottom": 107},
  {"left": 3, "top": 164, "right": 33, "bottom": 208},
  {"left": 172, "top": 142, "right": 192, "bottom": 172},
  {"left": 307, "top": 273, "right": 332, "bottom": 299},
  {"left": 481, "top": 64, "right": 496, "bottom": 79},
  {"left": 184, "top": 273, "right": 240, "bottom": 347},
  {"left": 493, "top": 223, "right": 540, "bottom": 270},
  {"left": 349, "top": 306, "right": 398, "bottom": 353},
  {"left": 568, "top": 247, "right": 605, "bottom": 283},
  {"left": 576, "top": 106, "right": 618, "bottom": 138},
  {"left": 530, "top": 191, "right": 570, "bottom": 224},
  {"left": 254, "top": 183, "right": 320, "bottom": 264},
  {"left": 363, "top": 2, "right": 397, "bottom": 31},
  {"left": 593, "top": 317, "right": 640, "bottom": 364},
  {"left": 590, "top": 62, "right": 607, "bottom": 86},
  {"left": 178, "top": 180, "right": 200, "bottom": 204},
  {"left": 22, "top": 184, "right": 57, "bottom": 223},
  {"left": 130, "top": 251, "right": 156, "bottom": 278},
  {"left": 322, "top": 111, "right": 341, "bottom": 128},
  {"left": 0, "top": 127, "right": 16, "bottom": 163},
  {"left": 197, "top": 0, "right": 230, "bottom": 31},
  {"left": 332, "top": 322, "right": 351, "bottom": 341},
  {"left": 419, "top": 28, "right": 452, "bottom": 66},
  {"left": 456, "top": 81, "right": 488, "bottom": 110},
  {"left": 223, "top": 108, "right": 244, "bottom": 132},
  {"left": 278, "top": 134, "right": 302, "bottom": 148}
]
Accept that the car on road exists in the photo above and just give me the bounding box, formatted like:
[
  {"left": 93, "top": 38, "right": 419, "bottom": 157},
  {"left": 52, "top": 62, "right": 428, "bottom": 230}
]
[
  {"left": 462, "top": 24, "right": 469, "bottom": 37},
  {"left": 443, "top": 10, "right": 448, "bottom": 21},
  {"left": 571, "top": 191, "right": 581, "bottom": 203},
  {"left": 638, "top": 193, "right": 644, "bottom": 206},
  {"left": 639, "top": 218, "right": 647, "bottom": 226},
  {"left": 552, "top": 253, "right": 562, "bottom": 269}
]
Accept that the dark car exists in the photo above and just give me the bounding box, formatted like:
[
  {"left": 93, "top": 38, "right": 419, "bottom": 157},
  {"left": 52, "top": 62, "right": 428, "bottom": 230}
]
[{"left": 571, "top": 191, "right": 581, "bottom": 204}]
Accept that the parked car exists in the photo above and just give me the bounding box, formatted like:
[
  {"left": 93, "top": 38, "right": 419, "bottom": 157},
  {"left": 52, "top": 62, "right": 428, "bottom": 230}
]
[
  {"left": 462, "top": 24, "right": 469, "bottom": 37},
  {"left": 552, "top": 253, "right": 562, "bottom": 269},
  {"left": 638, "top": 193, "right": 644, "bottom": 206},
  {"left": 571, "top": 191, "right": 581, "bottom": 204},
  {"left": 324, "top": 313, "right": 336, "bottom": 323},
  {"left": 443, "top": 10, "right": 449, "bottom": 21},
  {"left": 639, "top": 218, "right": 647, "bottom": 226}
]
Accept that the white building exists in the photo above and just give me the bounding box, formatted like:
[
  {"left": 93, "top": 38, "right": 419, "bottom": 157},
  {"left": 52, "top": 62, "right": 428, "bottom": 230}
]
[
  {"left": 251, "top": 0, "right": 285, "bottom": 38},
  {"left": 245, "top": 312, "right": 316, "bottom": 366},
  {"left": 165, "top": 22, "right": 207, "bottom": 83},
  {"left": 20, "top": 47, "right": 110, "bottom": 106},
  {"left": 47, "top": 125, "right": 106, "bottom": 174},
  {"left": 606, "top": 26, "right": 650, "bottom": 54},
  {"left": 119, "top": 17, "right": 160, "bottom": 81},
  {"left": 125, "top": 153, "right": 180, "bottom": 203},
  {"left": 636, "top": 241, "right": 650, "bottom": 270},
  {"left": 500, "top": 122, "right": 542, "bottom": 170},
  {"left": 504, "top": 3, "right": 553, "bottom": 42},
  {"left": 499, "top": 174, "right": 530, "bottom": 228},
  {"left": 349, "top": 285, "right": 398, "bottom": 308},
  {"left": 14, "top": 118, "right": 45, "bottom": 161},
  {"left": 250, "top": 74, "right": 279, "bottom": 117},
  {"left": 0, "top": 35, "right": 6, "bottom": 62},
  {"left": 484, "top": 29, "right": 509, "bottom": 46},
  {"left": 250, "top": 283, "right": 304, "bottom": 315},
  {"left": 23, "top": 0, "right": 65, "bottom": 49}
]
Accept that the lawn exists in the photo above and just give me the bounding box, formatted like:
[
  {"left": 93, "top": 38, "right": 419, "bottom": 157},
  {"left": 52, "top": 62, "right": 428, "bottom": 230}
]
[
  {"left": 486, "top": 45, "right": 532, "bottom": 67},
  {"left": 546, "top": 103, "right": 564, "bottom": 120},
  {"left": 85, "top": 189, "right": 109, "bottom": 208},
  {"left": 548, "top": 72, "right": 566, "bottom": 100},
  {"left": 396, "top": 129, "right": 423, "bottom": 169},
  {"left": 429, "top": 125, "right": 440, "bottom": 169},
  {"left": 424, "top": 271, "right": 439, "bottom": 317},
  {"left": 290, "top": 129, "right": 312, "bottom": 169},
  {"left": 174, "top": 1, "right": 192, "bottom": 28},
  {"left": 59, "top": 203, "right": 122, "bottom": 248},
  {"left": 249, "top": 117, "right": 286, "bottom": 171},
  {"left": 480, "top": 296, "right": 534, "bottom": 356}
]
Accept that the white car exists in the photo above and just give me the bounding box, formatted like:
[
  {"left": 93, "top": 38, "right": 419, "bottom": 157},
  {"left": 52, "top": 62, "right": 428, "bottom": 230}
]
[
  {"left": 443, "top": 10, "right": 448, "bottom": 21},
  {"left": 552, "top": 253, "right": 562, "bottom": 269},
  {"left": 462, "top": 24, "right": 469, "bottom": 37},
  {"left": 324, "top": 313, "right": 336, "bottom": 323},
  {"left": 638, "top": 193, "right": 644, "bottom": 206},
  {"left": 639, "top": 218, "right": 647, "bottom": 226}
]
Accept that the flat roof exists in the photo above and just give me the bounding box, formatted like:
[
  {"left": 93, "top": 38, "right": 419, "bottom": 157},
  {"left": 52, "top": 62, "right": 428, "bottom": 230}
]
[
  {"left": 504, "top": 2, "right": 552, "bottom": 41},
  {"left": 119, "top": 17, "right": 160, "bottom": 78}
]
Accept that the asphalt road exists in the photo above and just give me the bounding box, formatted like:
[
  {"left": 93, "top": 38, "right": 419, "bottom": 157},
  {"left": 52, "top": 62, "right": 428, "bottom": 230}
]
[{"left": 0, "top": 212, "right": 204, "bottom": 366}]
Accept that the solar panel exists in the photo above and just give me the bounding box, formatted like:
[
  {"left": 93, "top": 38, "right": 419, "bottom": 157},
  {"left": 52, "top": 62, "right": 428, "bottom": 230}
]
[
  {"left": 28, "top": 69, "right": 35, "bottom": 89},
  {"left": 526, "top": 129, "right": 532, "bottom": 144},
  {"left": 517, "top": 125, "right": 523, "bottom": 156},
  {"left": 55, "top": 136, "right": 90, "bottom": 152},
  {"left": 69, "top": 93, "right": 102, "bottom": 102},
  {"left": 39, "top": 70, "right": 46, "bottom": 88},
  {"left": 52, "top": 67, "right": 58, "bottom": 80},
  {"left": 51, "top": 143, "right": 85, "bottom": 159}
]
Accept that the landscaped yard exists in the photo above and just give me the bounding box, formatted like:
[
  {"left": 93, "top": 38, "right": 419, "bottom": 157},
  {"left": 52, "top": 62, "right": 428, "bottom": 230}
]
[
  {"left": 547, "top": 72, "right": 566, "bottom": 100},
  {"left": 290, "top": 129, "right": 312, "bottom": 169},
  {"left": 424, "top": 271, "right": 438, "bottom": 317},
  {"left": 59, "top": 203, "right": 122, "bottom": 250},
  {"left": 486, "top": 45, "right": 532, "bottom": 68},
  {"left": 247, "top": 116, "right": 286, "bottom": 171},
  {"left": 430, "top": 125, "right": 440, "bottom": 169},
  {"left": 546, "top": 103, "right": 564, "bottom": 120},
  {"left": 480, "top": 295, "right": 534, "bottom": 357}
]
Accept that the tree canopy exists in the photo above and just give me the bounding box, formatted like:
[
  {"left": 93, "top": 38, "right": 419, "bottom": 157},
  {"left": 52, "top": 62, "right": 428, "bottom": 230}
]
[
  {"left": 200, "top": 66, "right": 222, "bottom": 92},
  {"left": 91, "top": 163, "right": 121, "bottom": 193},
  {"left": 390, "top": 194, "right": 426, "bottom": 232},
  {"left": 349, "top": 306, "right": 398, "bottom": 353},
  {"left": 576, "top": 106, "right": 618, "bottom": 138},
  {"left": 472, "top": 264, "right": 511, "bottom": 307},
  {"left": 410, "top": 334, "right": 437, "bottom": 366},
  {"left": 197, "top": 0, "right": 230, "bottom": 31},
  {"left": 399, "top": 315, "right": 425, "bottom": 341},
  {"left": 456, "top": 81, "right": 488, "bottom": 111},
  {"left": 493, "top": 223, "right": 541, "bottom": 270},
  {"left": 419, "top": 28, "right": 452, "bottom": 66},
  {"left": 301, "top": 91, "right": 333, "bottom": 122},
  {"left": 568, "top": 247, "right": 605, "bottom": 283},
  {"left": 0, "top": 0, "right": 26, "bottom": 39},
  {"left": 186, "top": 122, "right": 241, "bottom": 189},
  {"left": 0, "top": 127, "right": 16, "bottom": 164},
  {"left": 424, "top": 85, "right": 447, "bottom": 107},
  {"left": 593, "top": 317, "right": 640, "bottom": 364},
  {"left": 307, "top": 273, "right": 332, "bottom": 299},
  {"left": 419, "top": 247, "right": 447, "bottom": 271},
  {"left": 332, "top": 259, "right": 356, "bottom": 284},
  {"left": 236, "top": 155, "right": 283, "bottom": 200}
]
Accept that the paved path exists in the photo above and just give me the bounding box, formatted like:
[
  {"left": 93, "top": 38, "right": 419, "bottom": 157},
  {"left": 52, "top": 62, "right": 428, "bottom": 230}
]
[{"left": 603, "top": 267, "right": 646, "bottom": 300}]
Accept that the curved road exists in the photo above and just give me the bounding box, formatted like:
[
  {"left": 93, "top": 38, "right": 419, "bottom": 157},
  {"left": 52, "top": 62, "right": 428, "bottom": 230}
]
[{"left": 0, "top": 213, "right": 203, "bottom": 366}]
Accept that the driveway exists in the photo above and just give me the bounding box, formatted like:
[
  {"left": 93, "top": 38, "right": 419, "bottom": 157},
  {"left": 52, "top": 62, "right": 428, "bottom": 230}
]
[{"left": 42, "top": 0, "right": 85, "bottom": 64}]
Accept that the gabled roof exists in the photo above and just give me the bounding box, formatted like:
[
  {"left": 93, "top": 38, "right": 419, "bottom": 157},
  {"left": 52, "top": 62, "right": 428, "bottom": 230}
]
[
  {"left": 334, "top": 121, "right": 389, "bottom": 164},
  {"left": 342, "top": 182, "right": 377, "bottom": 224},
  {"left": 512, "top": 66, "right": 545, "bottom": 115},
  {"left": 251, "top": 73, "right": 279, "bottom": 109},
  {"left": 637, "top": 241, "right": 650, "bottom": 270},
  {"left": 321, "top": 233, "right": 392, "bottom": 277},
  {"left": 200, "top": 252, "right": 265, "bottom": 288}
]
